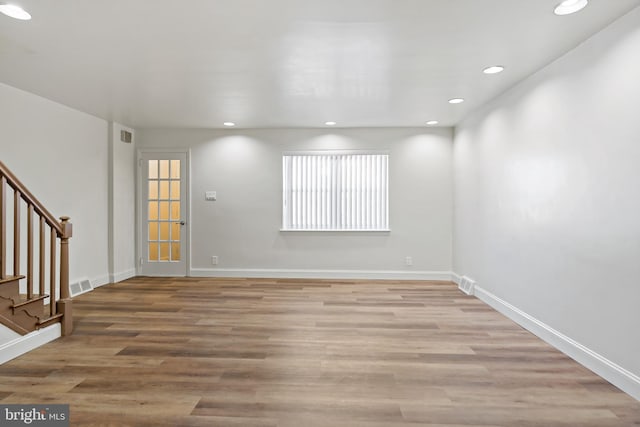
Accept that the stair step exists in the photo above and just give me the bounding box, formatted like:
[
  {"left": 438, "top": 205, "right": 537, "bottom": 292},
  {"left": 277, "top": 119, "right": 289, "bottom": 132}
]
[
  {"left": 0, "top": 275, "right": 25, "bottom": 285},
  {"left": 37, "top": 313, "right": 64, "bottom": 328},
  {"left": 0, "top": 313, "right": 31, "bottom": 335},
  {"left": 0, "top": 292, "right": 17, "bottom": 306},
  {"left": 0, "top": 297, "right": 16, "bottom": 316},
  {"left": 12, "top": 295, "right": 48, "bottom": 309},
  {"left": 10, "top": 295, "right": 46, "bottom": 332},
  {"left": 0, "top": 277, "right": 65, "bottom": 335},
  {"left": 11, "top": 309, "right": 42, "bottom": 331},
  {"left": 0, "top": 275, "right": 23, "bottom": 299}
]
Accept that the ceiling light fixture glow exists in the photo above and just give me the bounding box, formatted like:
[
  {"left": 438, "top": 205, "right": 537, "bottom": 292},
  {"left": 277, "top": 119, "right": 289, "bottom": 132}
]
[
  {"left": 325, "top": 121, "right": 337, "bottom": 126},
  {"left": 448, "top": 98, "right": 465, "bottom": 104},
  {"left": 554, "top": 0, "right": 588, "bottom": 15},
  {"left": 483, "top": 65, "right": 505, "bottom": 74},
  {"left": 223, "top": 122, "right": 235, "bottom": 127},
  {"left": 0, "top": 3, "right": 31, "bottom": 20},
  {"left": 426, "top": 120, "right": 439, "bottom": 126}
]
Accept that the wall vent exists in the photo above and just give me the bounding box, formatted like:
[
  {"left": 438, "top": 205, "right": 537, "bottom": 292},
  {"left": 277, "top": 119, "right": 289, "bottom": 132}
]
[
  {"left": 70, "top": 278, "right": 93, "bottom": 297},
  {"left": 458, "top": 276, "right": 476, "bottom": 296},
  {"left": 120, "top": 130, "right": 133, "bottom": 143}
]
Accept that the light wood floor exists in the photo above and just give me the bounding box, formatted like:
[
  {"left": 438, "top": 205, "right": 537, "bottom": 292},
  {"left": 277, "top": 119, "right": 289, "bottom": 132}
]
[{"left": 0, "top": 277, "right": 638, "bottom": 426}]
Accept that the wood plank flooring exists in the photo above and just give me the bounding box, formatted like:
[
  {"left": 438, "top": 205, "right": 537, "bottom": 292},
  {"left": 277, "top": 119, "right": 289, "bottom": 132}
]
[{"left": 0, "top": 277, "right": 638, "bottom": 426}]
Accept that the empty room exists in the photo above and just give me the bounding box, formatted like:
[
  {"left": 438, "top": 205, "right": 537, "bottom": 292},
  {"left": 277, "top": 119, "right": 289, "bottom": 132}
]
[{"left": 1, "top": 0, "right": 639, "bottom": 425}]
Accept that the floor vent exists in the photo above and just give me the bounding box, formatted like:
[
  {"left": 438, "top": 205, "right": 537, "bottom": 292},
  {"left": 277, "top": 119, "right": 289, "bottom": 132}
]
[
  {"left": 70, "top": 279, "right": 93, "bottom": 297},
  {"left": 458, "top": 276, "right": 476, "bottom": 296}
]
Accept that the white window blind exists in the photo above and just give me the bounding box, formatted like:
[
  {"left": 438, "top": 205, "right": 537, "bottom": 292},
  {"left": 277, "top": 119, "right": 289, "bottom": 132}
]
[{"left": 282, "top": 152, "right": 389, "bottom": 231}]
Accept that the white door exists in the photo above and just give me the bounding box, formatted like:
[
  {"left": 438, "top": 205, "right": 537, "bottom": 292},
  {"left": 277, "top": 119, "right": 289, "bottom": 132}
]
[{"left": 138, "top": 152, "right": 188, "bottom": 276}]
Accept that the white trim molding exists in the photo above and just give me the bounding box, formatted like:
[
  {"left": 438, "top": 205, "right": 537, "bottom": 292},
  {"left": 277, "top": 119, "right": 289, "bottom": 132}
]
[
  {"left": 0, "top": 324, "right": 61, "bottom": 365},
  {"left": 109, "top": 269, "right": 137, "bottom": 284},
  {"left": 91, "top": 274, "right": 111, "bottom": 288},
  {"left": 136, "top": 149, "right": 191, "bottom": 278},
  {"left": 191, "top": 268, "right": 454, "bottom": 281},
  {"left": 473, "top": 284, "right": 640, "bottom": 401},
  {"left": 451, "top": 272, "right": 462, "bottom": 285}
]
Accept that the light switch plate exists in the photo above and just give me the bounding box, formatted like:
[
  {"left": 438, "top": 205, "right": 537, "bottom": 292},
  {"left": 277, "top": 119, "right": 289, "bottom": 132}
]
[{"left": 205, "top": 191, "right": 217, "bottom": 201}]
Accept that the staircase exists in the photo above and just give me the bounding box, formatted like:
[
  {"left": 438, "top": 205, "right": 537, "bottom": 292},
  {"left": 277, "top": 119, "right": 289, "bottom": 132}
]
[{"left": 0, "top": 161, "right": 72, "bottom": 337}]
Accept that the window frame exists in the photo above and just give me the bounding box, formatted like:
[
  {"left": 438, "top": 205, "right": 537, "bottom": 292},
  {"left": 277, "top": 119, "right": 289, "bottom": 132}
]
[{"left": 281, "top": 150, "right": 390, "bottom": 232}]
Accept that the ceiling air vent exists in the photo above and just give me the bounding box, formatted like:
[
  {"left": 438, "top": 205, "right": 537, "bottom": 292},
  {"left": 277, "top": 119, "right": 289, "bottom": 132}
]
[
  {"left": 120, "top": 130, "right": 133, "bottom": 143},
  {"left": 70, "top": 278, "right": 93, "bottom": 297}
]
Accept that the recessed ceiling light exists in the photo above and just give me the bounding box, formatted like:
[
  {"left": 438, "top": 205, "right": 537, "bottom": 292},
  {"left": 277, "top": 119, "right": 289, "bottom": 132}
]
[
  {"left": 448, "top": 98, "right": 465, "bottom": 104},
  {"left": 0, "top": 4, "right": 31, "bottom": 20},
  {"left": 325, "top": 121, "right": 337, "bottom": 126},
  {"left": 426, "top": 120, "right": 439, "bottom": 126},
  {"left": 483, "top": 66, "right": 505, "bottom": 74},
  {"left": 223, "top": 122, "right": 235, "bottom": 127},
  {"left": 554, "top": 0, "right": 588, "bottom": 15}
]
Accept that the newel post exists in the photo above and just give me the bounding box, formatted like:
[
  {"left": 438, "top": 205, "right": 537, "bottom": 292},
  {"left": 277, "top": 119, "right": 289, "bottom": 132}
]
[{"left": 57, "top": 216, "right": 73, "bottom": 335}]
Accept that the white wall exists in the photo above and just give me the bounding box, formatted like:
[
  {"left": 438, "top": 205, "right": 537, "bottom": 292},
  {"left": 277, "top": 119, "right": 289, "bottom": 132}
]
[
  {"left": 138, "top": 127, "right": 453, "bottom": 278},
  {"left": 108, "top": 122, "right": 137, "bottom": 284},
  {"left": 453, "top": 7, "right": 640, "bottom": 398},
  {"left": 0, "top": 83, "right": 110, "bottom": 286}
]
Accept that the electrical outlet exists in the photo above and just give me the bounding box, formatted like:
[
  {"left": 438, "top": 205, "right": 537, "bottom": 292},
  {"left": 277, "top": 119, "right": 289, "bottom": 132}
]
[
  {"left": 405, "top": 256, "right": 413, "bottom": 266},
  {"left": 211, "top": 256, "right": 218, "bottom": 265}
]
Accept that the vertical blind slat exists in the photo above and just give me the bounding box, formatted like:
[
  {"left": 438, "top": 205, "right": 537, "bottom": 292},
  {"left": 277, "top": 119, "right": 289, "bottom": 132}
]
[
  {"left": 311, "top": 156, "right": 315, "bottom": 229},
  {"left": 298, "top": 156, "right": 303, "bottom": 229},
  {"left": 330, "top": 156, "right": 341, "bottom": 228},
  {"left": 383, "top": 156, "right": 388, "bottom": 227},
  {"left": 303, "top": 156, "right": 307, "bottom": 229}
]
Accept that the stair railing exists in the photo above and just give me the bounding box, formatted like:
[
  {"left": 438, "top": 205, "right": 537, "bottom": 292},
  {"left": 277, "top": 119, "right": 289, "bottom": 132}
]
[{"left": 0, "top": 161, "right": 73, "bottom": 335}]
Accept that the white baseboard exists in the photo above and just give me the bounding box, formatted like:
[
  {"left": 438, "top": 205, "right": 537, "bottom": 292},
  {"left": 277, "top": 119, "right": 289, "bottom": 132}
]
[
  {"left": 91, "top": 274, "right": 111, "bottom": 288},
  {"left": 191, "top": 268, "right": 454, "bottom": 281},
  {"left": 109, "top": 269, "right": 136, "bottom": 284},
  {"left": 474, "top": 285, "right": 640, "bottom": 401},
  {"left": 451, "top": 272, "right": 462, "bottom": 285},
  {"left": 0, "top": 324, "right": 61, "bottom": 365}
]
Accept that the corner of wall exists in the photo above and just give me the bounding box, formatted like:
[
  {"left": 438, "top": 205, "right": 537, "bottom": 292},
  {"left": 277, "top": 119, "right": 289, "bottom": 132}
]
[
  {"left": 107, "top": 121, "right": 137, "bottom": 284},
  {"left": 107, "top": 123, "right": 115, "bottom": 280}
]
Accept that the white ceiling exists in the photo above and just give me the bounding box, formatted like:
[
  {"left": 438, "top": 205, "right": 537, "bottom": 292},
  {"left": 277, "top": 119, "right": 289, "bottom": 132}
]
[{"left": 1, "top": 0, "right": 638, "bottom": 128}]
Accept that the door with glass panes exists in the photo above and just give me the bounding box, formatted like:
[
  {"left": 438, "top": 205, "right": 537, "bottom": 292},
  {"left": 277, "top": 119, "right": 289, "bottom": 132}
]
[{"left": 139, "top": 152, "right": 188, "bottom": 276}]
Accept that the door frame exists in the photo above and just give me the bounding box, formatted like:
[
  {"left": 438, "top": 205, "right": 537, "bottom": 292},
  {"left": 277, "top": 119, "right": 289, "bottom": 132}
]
[{"left": 136, "top": 148, "right": 191, "bottom": 277}]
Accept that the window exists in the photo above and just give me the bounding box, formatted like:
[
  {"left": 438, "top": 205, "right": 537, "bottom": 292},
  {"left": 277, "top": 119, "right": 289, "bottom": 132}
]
[{"left": 282, "top": 152, "right": 389, "bottom": 231}]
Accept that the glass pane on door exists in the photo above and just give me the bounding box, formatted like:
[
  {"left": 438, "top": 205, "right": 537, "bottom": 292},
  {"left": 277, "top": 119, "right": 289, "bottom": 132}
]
[{"left": 147, "top": 159, "right": 181, "bottom": 262}]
